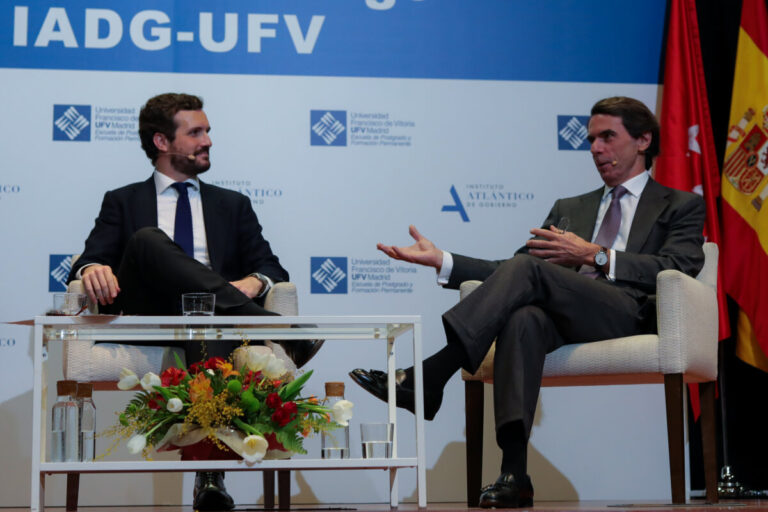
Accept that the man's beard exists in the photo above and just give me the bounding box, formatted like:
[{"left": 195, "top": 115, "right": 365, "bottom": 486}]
[{"left": 170, "top": 153, "right": 210, "bottom": 176}]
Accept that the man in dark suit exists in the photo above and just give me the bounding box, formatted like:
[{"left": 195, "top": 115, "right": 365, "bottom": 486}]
[
  {"left": 351, "top": 97, "right": 706, "bottom": 508},
  {"left": 68, "top": 92, "right": 287, "bottom": 511}
]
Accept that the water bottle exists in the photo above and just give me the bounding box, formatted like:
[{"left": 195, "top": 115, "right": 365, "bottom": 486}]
[
  {"left": 321, "top": 382, "right": 350, "bottom": 459},
  {"left": 77, "top": 382, "right": 96, "bottom": 461},
  {"left": 51, "top": 380, "right": 79, "bottom": 462}
]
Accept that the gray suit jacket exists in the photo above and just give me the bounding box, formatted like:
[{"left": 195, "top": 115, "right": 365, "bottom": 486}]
[{"left": 446, "top": 178, "right": 706, "bottom": 297}]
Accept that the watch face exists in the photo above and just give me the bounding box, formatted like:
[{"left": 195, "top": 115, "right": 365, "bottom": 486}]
[{"left": 595, "top": 251, "right": 608, "bottom": 266}]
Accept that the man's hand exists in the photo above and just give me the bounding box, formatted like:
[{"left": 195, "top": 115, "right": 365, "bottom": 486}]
[
  {"left": 526, "top": 225, "right": 600, "bottom": 267},
  {"left": 230, "top": 276, "right": 262, "bottom": 299},
  {"left": 377, "top": 225, "right": 444, "bottom": 270},
  {"left": 82, "top": 264, "right": 121, "bottom": 306}
]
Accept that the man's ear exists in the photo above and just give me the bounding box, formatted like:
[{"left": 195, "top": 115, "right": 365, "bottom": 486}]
[
  {"left": 637, "top": 131, "right": 652, "bottom": 153},
  {"left": 153, "top": 132, "right": 169, "bottom": 152}
]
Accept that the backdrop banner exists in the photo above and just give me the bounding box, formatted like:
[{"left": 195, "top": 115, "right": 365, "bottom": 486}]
[{"left": 0, "top": 0, "right": 670, "bottom": 506}]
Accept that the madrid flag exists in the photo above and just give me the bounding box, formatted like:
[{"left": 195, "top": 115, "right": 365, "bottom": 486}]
[
  {"left": 655, "top": 0, "right": 729, "bottom": 341},
  {"left": 722, "top": 0, "right": 768, "bottom": 370}
]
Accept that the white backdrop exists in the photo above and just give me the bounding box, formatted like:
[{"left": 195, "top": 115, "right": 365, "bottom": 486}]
[{"left": 0, "top": 1, "right": 672, "bottom": 507}]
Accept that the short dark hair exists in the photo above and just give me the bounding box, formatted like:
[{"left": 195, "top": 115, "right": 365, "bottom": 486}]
[
  {"left": 139, "top": 93, "right": 204, "bottom": 163},
  {"left": 591, "top": 96, "right": 660, "bottom": 170}
]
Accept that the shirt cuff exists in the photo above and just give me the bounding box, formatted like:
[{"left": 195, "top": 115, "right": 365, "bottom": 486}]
[
  {"left": 605, "top": 249, "right": 616, "bottom": 281},
  {"left": 436, "top": 250, "right": 453, "bottom": 286}
]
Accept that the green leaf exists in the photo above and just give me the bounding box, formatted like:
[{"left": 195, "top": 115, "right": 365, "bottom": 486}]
[{"left": 278, "top": 370, "right": 312, "bottom": 401}]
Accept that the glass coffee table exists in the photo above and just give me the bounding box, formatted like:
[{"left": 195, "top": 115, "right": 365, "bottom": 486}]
[{"left": 31, "top": 315, "right": 426, "bottom": 511}]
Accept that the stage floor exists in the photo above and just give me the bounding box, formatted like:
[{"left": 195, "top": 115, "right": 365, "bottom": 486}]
[{"left": 5, "top": 501, "right": 766, "bottom": 512}]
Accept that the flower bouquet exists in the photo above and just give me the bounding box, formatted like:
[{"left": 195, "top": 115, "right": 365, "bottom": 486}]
[{"left": 109, "top": 346, "right": 353, "bottom": 464}]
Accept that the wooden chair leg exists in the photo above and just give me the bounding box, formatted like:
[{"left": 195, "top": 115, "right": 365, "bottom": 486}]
[
  {"left": 465, "top": 380, "right": 484, "bottom": 507},
  {"left": 263, "top": 470, "right": 275, "bottom": 509},
  {"left": 278, "top": 470, "right": 291, "bottom": 509},
  {"left": 699, "top": 381, "right": 718, "bottom": 503},
  {"left": 664, "top": 374, "right": 685, "bottom": 504},
  {"left": 66, "top": 473, "right": 80, "bottom": 511}
]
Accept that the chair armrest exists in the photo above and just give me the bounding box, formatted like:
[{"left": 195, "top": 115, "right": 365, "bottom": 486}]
[
  {"left": 459, "top": 280, "right": 483, "bottom": 301},
  {"left": 656, "top": 269, "right": 718, "bottom": 380},
  {"left": 264, "top": 282, "right": 298, "bottom": 316}
]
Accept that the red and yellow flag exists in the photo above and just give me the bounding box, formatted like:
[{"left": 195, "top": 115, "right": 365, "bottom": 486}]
[
  {"left": 722, "top": 0, "right": 768, "bottom": 371},
  {"left": 655, "top": 0, "right": 729, "bottom": 342}
]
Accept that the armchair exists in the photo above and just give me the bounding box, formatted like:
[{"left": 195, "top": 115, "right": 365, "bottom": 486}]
[{"left": 460, "top": 243, "right": 719, "bottom": 505}]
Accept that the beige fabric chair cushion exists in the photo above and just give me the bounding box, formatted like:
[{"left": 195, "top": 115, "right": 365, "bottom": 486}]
[{"left": 460, "top": 243, "right": 719, "bottom": 386}]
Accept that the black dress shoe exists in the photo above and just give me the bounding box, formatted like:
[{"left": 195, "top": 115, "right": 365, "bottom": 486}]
[
  {"left": 349, "top": 368, "right": 443, "bottom": 421},
  {"left": 478, "top": 473, "right": 534, "bottom": 508},
  {"left": 193, "top": 471, "right": 235, "bottom": 511}
]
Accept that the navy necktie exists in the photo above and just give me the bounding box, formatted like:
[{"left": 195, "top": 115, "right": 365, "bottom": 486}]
[{"left": 171, "top": 182, "right": 194, "bottom": 258}]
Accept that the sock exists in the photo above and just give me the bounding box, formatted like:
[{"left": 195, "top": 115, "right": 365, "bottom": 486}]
[
  {"left": 497, "top": 421, "right": 527, "bottom": 478},
  {"left": 403, "top": 342, "right": 467, "bottom": 394}
]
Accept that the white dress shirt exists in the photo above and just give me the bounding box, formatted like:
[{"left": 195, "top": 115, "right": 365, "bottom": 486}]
[{"left": 437, "top": 171, "right": 651, "bottom": 284}]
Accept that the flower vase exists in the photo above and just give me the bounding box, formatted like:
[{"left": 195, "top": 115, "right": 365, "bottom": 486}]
[{"left": 178, "top": 438, "right": 242, "bottom": 461}]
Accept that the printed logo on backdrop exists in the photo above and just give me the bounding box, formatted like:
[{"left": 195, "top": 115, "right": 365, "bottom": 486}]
[
  {"left": 311, "top": 111, "right": 347, "bottom": 146},
  {"left": 0, "top": 336, "right": 16, "bottom": 348},
  {"left": 53, "top": 105, "right": 91, "bottom": 141},
  {"left": 311, "top": 257, "right": 348, "bottom": 293},
  {"left": 0, "top": 184, "right": 22, "bottom": 201},
  {"left": 557, "top": 115, "right": 591, "bottom": 150},
  {"left": 441, "top": 184, "right": 535, "bottom": 222},
  {"left": 210, "top": 179, "right": 284, "bottom": 206},
  {"left": 311, "top": 110, "right": 415, "bottom": 147},
  {"left": 310, "top": 256, "right": 416, "bottom": 294},
  {"left": 53, "top": 105, "right": 139, "bottom": 143},
  {"left": 49, "top": 254, "right": 74, "bottom": 292}
]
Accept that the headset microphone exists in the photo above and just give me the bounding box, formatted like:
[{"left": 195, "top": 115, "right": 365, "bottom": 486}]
[
  {"left": 611, "top": 160, "right": 618, "bottom": 165},
  {"left": 165, "top": 152, "right": 197, "bottom": 161}
]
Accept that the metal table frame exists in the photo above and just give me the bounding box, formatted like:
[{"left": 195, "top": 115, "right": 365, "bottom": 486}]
[{"left": 31, "top": 315, "right": 426, "bottom": 511}]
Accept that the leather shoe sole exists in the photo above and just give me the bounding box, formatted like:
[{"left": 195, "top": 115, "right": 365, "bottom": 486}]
[{"left": 349, "top": 368, "right": 442, "bottom": 421}]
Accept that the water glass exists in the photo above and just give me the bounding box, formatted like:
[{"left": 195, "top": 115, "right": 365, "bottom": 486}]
[
  {"left": 321, "top": 427, "right": 350, "bottom": 459},
  {"left": 51, "top": 293, "right": 88, "bottom": 316},
  {"left": 360, "top": 422, "right": 394, "bottom": 459},
  {"left": 182, "top": 293, "right": 215, "bottom": 316}
]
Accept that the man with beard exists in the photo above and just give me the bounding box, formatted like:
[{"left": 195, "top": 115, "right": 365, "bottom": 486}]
[{"left": 68, "top": 92, "right": 288, "bottom": 511}]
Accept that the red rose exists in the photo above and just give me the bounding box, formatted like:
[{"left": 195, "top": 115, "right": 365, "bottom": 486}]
[
  {"left": 282, "top": 401, "right": 297, "bottom": 415},
  {"left": 271, "top": 408, "right": 292, "bottom": 427},
  {"left": 161, "top": 367, "right": 187, "bottom": 387},
  {"left": 188, "top": 362, "right": 204, "bottom": 374},
  {"left": 147, "top": 393, "right": 165, "bottom": 410},
  {"left": 266, "top": 392, "right": 282, "bottom": 409},
  {"left": 243, "top": 370, "right": 264, "bottom": 386},
  {"left": 204, "top": 357, "right": 226, "bottom": 370}
]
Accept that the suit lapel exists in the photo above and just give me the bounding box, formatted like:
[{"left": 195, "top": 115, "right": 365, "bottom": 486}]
[
  {"left": 626, "top": 178, "right": 670, "bottom": 253},
  {"left": 200, "top": 182, "right": 225, "bottom": 273},
  {"left": 571, "top": 188, "right": 604, "bottom": 241},
  {"left": 133, "top": 177, "right": 158, "bottom": 229}
]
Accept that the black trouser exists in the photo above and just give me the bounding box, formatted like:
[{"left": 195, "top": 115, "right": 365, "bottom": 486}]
[
  {"left": 442, "top": 254, "right": 654, "bottom": 438},
  {"left": 113, "top": 227, "right": 276, "bottom": 362}
]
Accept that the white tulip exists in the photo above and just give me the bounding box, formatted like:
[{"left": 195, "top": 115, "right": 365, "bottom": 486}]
[
  {"left": 140, "top": 372, "right": 162, "bottom": 392},
  {"left": 166, "top": 397, "right": 183, "bottom": 413},
  {"left": 245, "top": 346, "right": 272, "bottom": 372},
  {"left": 331, "top": 399, "right": 354, "bottom": 426},
  {"left": 127, "top": 434, "right": 147, "bottom": 454},
  {"left": 241, "top": 434, "right": 268, "bottom": 463},
  {"left": 263, "top": 355, "right": 287, "bottom": 379},
  {"left": 117, "top": 368, "right": 139, "bottom": 390}
]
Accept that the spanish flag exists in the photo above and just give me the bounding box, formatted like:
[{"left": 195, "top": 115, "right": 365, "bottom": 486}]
[{"left": 722, "top": 0, "right": 768, "bottom": 372}]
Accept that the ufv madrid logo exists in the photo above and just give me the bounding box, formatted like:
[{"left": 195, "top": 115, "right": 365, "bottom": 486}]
[
  {"left": 557, "top": 115, "right": 590, "bottom": 150},
  {"left": 53, "top": 105, "right": 91, "bottom": 141},
  {"left": 441, "top": 185, "right": 469, "bottom": 222},
  {"left": 49, "top": 254, "right": 74, "bottom": 292},
  {"left": 310, "top": 257, "right": 348, "bottom": 293},
  {"left": 311, "top": 110, "right": 347, "bottom": 146}
]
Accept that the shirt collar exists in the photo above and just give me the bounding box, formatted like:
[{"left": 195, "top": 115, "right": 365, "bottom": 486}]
[
  {"left": 153, "top": 169, "right": 200, "bottom": 194},
  {"left": 602, "top": 170, "right": 649, "bottom": 199}
]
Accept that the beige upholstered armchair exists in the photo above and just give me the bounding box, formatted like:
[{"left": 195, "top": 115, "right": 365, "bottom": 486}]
[{"left": 460, "top": 243, "right": 719, "bottom": 506}]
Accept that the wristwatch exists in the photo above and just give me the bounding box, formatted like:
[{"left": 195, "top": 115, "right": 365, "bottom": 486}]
[
  {"left": 253, "top": 272, "right": 272, "bottom": 296},
  {"left": 594, "top": 247, "right": 609, "bottom": 269}
]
